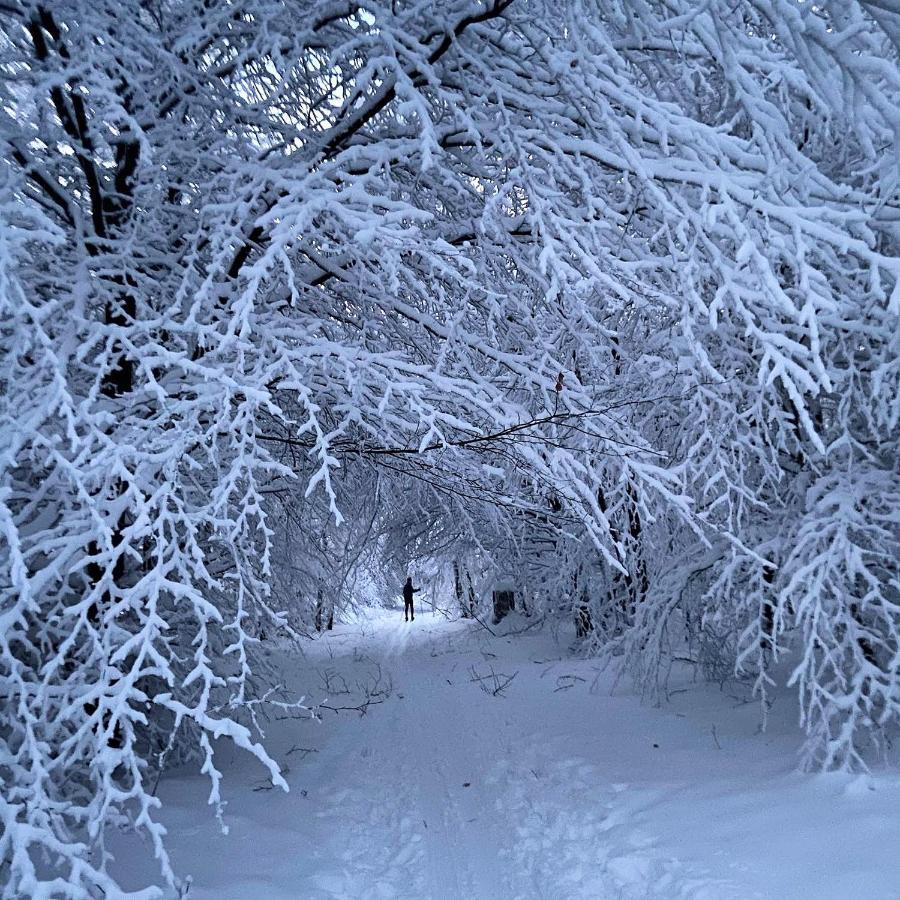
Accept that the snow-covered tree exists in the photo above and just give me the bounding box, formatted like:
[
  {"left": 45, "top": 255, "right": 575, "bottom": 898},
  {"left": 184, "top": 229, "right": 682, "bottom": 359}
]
[{"left": 1, "top": 0, "right": 898, "bottom": 894}]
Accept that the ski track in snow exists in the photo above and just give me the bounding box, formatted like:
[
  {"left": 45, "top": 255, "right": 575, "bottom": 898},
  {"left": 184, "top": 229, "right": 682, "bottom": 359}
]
[
  {"left": 493, "top": 755, "right": 742, "bottom": 900},
  {"left": 380, "top": 633, "right": 713, "bottom": 900},
  {"left": 398, "top": 652, "right": 509, "bottom": 899},
  {"left": 286, "top": 616, "right": 733, "bottom": 900},
  {"left": 111, "top": 613, "right": 900, "bottom": 899}
]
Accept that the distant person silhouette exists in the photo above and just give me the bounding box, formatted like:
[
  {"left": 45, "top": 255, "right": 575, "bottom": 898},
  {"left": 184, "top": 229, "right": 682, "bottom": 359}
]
[{"left": 402, "top": 577, "right": 421, "bottom": 622}]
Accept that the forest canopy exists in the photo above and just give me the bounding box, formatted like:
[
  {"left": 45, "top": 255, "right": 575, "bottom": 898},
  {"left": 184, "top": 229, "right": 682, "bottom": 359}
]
[{"left": 1, "top": 0, "right": 898, "bottom": 895}]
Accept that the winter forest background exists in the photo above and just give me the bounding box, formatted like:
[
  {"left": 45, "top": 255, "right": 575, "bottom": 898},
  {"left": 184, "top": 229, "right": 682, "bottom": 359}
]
[{"left": 1, "top": 0, "right": 898, "bottom": 896}]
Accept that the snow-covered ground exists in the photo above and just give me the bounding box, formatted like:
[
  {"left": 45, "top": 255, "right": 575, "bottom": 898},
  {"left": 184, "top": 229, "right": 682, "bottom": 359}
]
[{"left": 113, "top": 612, "right": 900, "bottom": 899}]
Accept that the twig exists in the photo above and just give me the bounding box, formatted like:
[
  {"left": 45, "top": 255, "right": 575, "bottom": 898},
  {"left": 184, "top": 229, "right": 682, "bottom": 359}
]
[
  {"left": 553, "top": 674, "right": 586, "bottom": 692},
  {"left": 470, "top": 610, "right": 496, "bottom": 636},
  {"left": 501, "top": 615, "right": 546, "bottom": 636},
  {"left": 285, "top": 745, "right": 318, "bottom": 758},
  {"left": 468, "top": 665, "right": 518, "bottom": 696},
  {"left": 319, "top": 697, "right": 389, "bottom": 716}
]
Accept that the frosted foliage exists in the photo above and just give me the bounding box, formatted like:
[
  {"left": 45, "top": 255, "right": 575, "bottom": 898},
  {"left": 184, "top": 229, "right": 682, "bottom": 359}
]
[{"left": 0, "top": 0, "right": 898, "bottom": 894}]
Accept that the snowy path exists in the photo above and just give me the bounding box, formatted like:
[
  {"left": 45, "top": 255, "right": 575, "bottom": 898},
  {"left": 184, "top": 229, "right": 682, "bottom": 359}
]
[
  {"left": 389, "top": 633, "right": 511, "bottom": 899},
  {"left": 113, "top": 613, "right": 900, "bottom": 899}
]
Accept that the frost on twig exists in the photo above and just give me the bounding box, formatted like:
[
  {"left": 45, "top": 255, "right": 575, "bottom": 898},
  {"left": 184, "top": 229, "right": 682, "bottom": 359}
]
[{"left": 2, "top": 0, "right": 899, "bottom": 894}]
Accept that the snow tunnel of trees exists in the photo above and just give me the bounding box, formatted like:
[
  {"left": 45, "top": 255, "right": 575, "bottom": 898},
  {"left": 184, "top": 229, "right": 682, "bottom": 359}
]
[{"left": 1, "top": 0, "right": 898, "bottom": 895}]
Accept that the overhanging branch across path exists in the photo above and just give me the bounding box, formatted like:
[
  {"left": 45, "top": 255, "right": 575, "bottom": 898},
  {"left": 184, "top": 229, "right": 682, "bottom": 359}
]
[{"left": 258, "top": 398, "right": 685, "bottom": 459}]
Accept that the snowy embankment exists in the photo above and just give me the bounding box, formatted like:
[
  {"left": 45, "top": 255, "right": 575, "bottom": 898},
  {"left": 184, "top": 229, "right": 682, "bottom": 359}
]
[{"left": 112, "top": 613, "right": 900, "bottom": 899}]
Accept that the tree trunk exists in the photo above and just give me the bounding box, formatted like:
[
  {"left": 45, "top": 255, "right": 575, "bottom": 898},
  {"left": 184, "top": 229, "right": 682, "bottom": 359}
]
[
  {"left": 760, "top": 565, "right": 777, "bottom": 652},
  {"left": 454, "top": 562, "right": 477, "bottom": 618},
  {"left": 492, "top": 590, "right": 515, "bottom": 624},
  {"left": 571, "top": 568, "right": 593, "bottom": 638},
  {"left": 315, "top": 587, "right": 325, "bottom": 632},
  {"left": 574, "top": 586, "right": 593, "bottom": 639}
]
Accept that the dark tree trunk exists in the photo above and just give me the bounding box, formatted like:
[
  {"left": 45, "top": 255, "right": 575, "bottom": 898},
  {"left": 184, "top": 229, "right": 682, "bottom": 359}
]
[
  {"left": 454, "top": 562, "right": 476, "bottom": 618},
  {"left": 454, "top": 562, "right": 468, "bottom": 618},
  {"left": 465, "top": 573, "right": 476, "bottom": 618},
  {"left": 315, "top": 587, "right": 325, "bottom": 632},
  {"left": 27, "top": 9, "right": 141, "bottom": 751},
  {"left": 575, "top": 593, "right": 593, "bottom": 638},
  {"left": 760, "top": 565, "right": 777, "bottom": 652},
  {"left": 571, "top": 568, "right": 593, "bottom": 638},
  {"left": 597, "top": 482, "right": 646, "bottom": 627},
  {"left": 492, "top": 590, "right": 515, "bottom": 624}
]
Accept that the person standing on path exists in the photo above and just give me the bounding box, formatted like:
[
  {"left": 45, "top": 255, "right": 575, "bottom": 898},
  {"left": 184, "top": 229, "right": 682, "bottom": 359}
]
[{"left": 403, "top": 576, "right": 421, "bottom": 622}]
